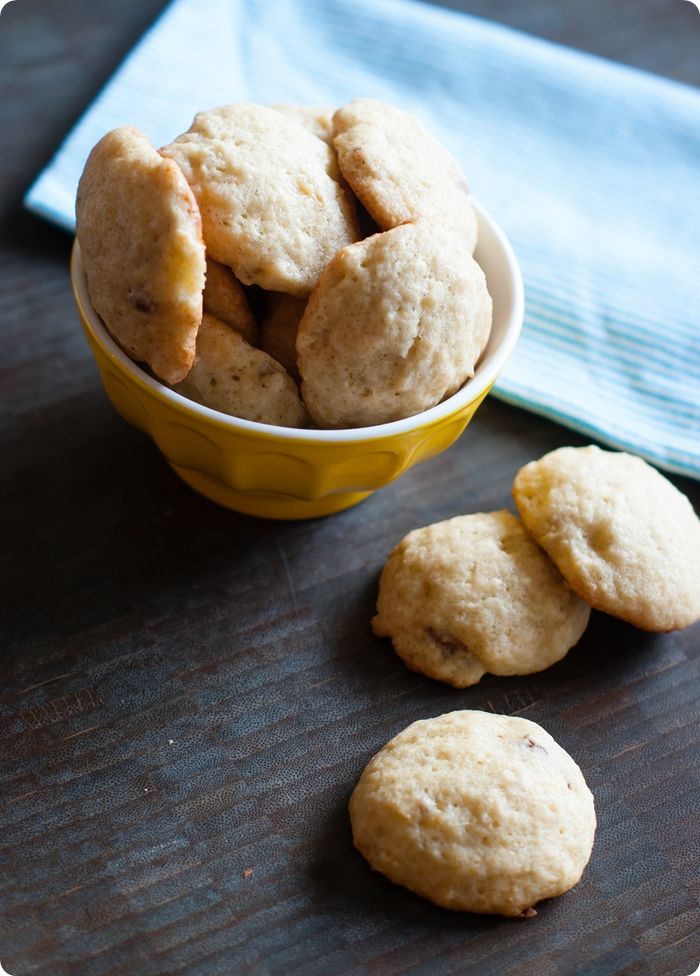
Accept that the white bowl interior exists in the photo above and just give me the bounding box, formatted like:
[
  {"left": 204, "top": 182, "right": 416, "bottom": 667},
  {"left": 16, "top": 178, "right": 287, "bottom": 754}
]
[{"left": 74, "top": 200, "right": 524, "bottom": 442}]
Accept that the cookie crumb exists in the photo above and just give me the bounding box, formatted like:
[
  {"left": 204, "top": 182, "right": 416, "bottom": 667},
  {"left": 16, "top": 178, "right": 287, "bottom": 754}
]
[
  {"left": 519, "top": 907, "right": 538, "bottom": 919},
  {"left": 243, "top": 868, "right": 254, "bottom": 879}
]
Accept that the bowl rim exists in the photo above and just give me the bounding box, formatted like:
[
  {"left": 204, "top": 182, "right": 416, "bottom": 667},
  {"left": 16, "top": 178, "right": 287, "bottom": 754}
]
[{"left": 71, "top": 199, "right": 524, "bottom": 443}]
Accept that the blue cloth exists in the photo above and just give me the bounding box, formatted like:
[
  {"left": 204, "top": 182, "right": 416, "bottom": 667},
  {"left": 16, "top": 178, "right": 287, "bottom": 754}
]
[{"left": 26, "top": 0, "right": 700, "bottom": 478}]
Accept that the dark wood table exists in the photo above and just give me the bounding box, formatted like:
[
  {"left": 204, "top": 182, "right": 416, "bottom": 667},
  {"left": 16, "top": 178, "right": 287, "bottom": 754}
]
[{"left": 2, "top": 2, "right": 699, "bottom": 974}]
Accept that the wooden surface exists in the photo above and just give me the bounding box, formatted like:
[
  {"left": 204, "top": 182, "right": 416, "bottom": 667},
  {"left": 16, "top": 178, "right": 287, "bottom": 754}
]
[{"left": 2, "top": 2, "right": 700, "bottom": 974}]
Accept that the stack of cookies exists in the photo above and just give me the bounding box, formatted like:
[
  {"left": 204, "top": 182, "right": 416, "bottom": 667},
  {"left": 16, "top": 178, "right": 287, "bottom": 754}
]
[
  {"left": 76, "top": 99, "right": 492, "bottom": 429},
  {"left": 373, "top": 444, "right": 700, "bottom": 688},
  {"left": 352, "top": 445, "right": 699, "bottom": 916}
]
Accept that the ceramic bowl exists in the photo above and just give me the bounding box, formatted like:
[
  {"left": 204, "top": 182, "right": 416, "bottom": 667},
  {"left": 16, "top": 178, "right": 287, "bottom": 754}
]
[{"left": 71, "top": 201, "right": 523, "bottom": 519}]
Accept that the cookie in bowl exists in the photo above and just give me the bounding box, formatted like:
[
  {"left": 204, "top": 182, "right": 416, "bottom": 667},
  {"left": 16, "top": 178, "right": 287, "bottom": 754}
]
[
  {"left": 174, "top": 313, "right": 306, "bottom": 428},
  {"left": 297, "top": 219, "right": 492, "bottom": 428},
  {"left": 162, "top": 102, "right": 359, "bottom": 296},
  {"left": 202, "top": 257, "right": 258, "bottom": 346},
  {"left": 76, "top": 125, "right": 206, "bottom": 385},
  {"left": 260, "top": 292, "right": 306, "bottom": 383},
  {"left": 271, "top": 103, "right": 335, "bottom": 145},
  {"left": 333, "top": 97, "right": 478, "bottom": 251}
]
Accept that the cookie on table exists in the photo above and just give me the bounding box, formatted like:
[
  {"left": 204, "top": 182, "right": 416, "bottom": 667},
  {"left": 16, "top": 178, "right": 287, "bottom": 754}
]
[
  {"left": 76, "top": 125, "right": 205, "bottom": 384},
  {"left": 271, "top": 104, "right": 335, "bottom": 145},
  {"left": 372, "top": 510, "right": 590, "bottom": 687},
  {"left": 162, "top": 103, "right": 359, "bottom": 296},
  {"left": 513, "top": 445, "right": 700, "bottom": 631},
  {"left": 174, "top": 313, "right": 306, "bottom": 428},
  {"left": 349, "top": 710, "right": 596, "bottom": 916},
  {"left": 296, "top": 220, "right": 492, "bottom": 428},
  {"left": 203, "top": 258, "right": 258, "bottom": 346},
  {"left": 260, "top": 292, "right": 306, "bottom": 383},
  {"left": 333, "top": 98, "right": 477, "bottom": 251}
]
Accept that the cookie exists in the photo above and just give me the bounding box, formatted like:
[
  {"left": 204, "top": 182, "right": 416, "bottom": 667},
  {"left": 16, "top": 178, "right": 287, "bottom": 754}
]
[
  {"left": 513, "top": 446, "right": 700, "bottom": 631},
  {"left": 271, "top": 104, "right": 335, "bottom": 144},
  {"left": 162, "top": 103, "right": 359, "bottom": 296},
  {"left": 260, "top": 292, "right": 306, "bottom": 383},
  {"left": 203, "top": 258, "right": 258, "bottom": 346},
  {"left": 372, "top": 511, "right": 590, "bottom": 687},
  {"left": 296, "top": 220, "right": 492, "bottom": 428},
  {"left": 174, "top": 313, "right": 306, "bottom": 427},
  {"left": 333, "top": 98, "right": 477, "bottom": 251},
  {"left": 349, "top": 710, "right": 596, "bottom": 916},
  {"left": 76, "top": 126, "right": 205, "bottom": 384}
]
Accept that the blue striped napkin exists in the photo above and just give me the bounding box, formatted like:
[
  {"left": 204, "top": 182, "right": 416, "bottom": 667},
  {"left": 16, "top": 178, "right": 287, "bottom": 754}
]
[{"left": 26, "top": 0, "right": 700, "bottom": 478}]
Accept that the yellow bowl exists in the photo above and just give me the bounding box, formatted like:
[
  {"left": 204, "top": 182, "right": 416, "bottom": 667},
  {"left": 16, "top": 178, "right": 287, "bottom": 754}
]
[{"left": 71, "top": 202, "right": 523, "bottom": 520}]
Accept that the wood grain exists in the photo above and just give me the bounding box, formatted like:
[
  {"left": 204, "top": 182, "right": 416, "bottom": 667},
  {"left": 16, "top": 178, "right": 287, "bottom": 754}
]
[{"left": 1, "top": 2, "right": 699, "bottom": 974}]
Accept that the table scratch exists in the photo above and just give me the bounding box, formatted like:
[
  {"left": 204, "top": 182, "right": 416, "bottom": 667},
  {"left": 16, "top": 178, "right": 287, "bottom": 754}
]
[
  {"left": 17, "top": 672, "right": 74, "bottom": 696},
  {"left": 276, "top": 536, "right": 298, "bottom": 612},
  {"left": 63, "top": 724, "right": 100, "bottom": 741}
]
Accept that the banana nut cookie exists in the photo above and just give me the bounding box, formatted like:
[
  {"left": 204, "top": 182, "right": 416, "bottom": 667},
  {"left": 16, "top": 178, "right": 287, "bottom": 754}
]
[
  {"left": 203, "top": 258, "right": 258, "bottom": 346},
  {"left": 349, "top": 710, "right": 596, "bottom": 916},
  {"left": 271, "top": 104, "right": 335, "bottom": 144},
  {"left": 174, "top": 313, "right": 306, "bottom": 428},
  {"left": 76, "top": 125, "right": 205, "bottom": 384},
  {"left": 162, "top": 103, "right": 358, "bottom": 296},
  {"left": 513, "top": 446, "right": 700, "bottom": 631},
  {"left": 260, "top": 292, "right": 306, "bottom": 383},
  {"left": 372, "top": 511, "right": 590, "bottom": 687},
  {"left": 333, "top": 98, "right": 478, "bottom": 251},
  {"left": 296, "top": 220, "right": 492, "bottom": 428}
]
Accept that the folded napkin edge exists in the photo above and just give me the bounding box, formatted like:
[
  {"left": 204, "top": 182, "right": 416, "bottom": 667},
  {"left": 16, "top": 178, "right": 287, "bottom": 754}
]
[
  {"left": 23, "top": 0, "right": 700, "bottom": 229},
  {"left": 493, "top": 386, "right": 700, "bottom": 481}
]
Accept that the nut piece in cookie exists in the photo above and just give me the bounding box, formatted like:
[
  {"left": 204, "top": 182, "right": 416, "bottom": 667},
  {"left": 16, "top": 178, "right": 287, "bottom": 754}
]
[
  {"left": 76, "top": 126, "right": 205, "bottom": 384},
  {"left": 349, "top": 710, "right": 596, "bottom": 915},
  {"left": 513, "top": 445, "right": 700, "bottom": 631},
  {"left": 162, "top": 103, "right": 359, "bottom": 296},
  {"left": 204, "top": 258, "right": 258, "bottom": 346},
  {"left": 174, "top": 313, "right": 306, "bottom": 428},
  {"left": 260, "top": 292, "right": 306, "bottom": 383},
  {"left": 373, "top": 510, "right": 590, "bottom": 687},
  {"left": 296, "top": 220, "right": 492, "bottom": 428},
  {"left": 271, "top": 104, "right": 335, "bottom": 145},
  {"left": 333, "top": 97, "right": 477, "bottom": 251}
]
